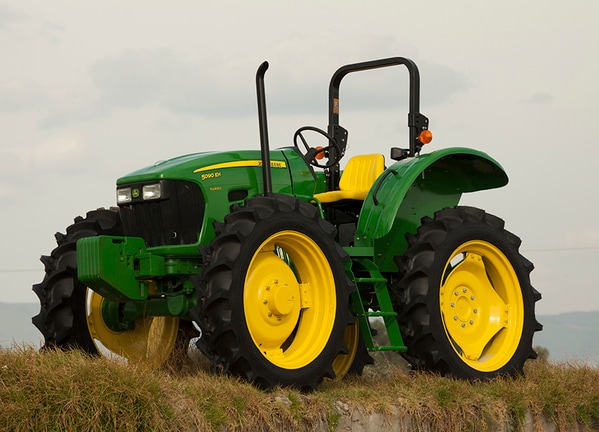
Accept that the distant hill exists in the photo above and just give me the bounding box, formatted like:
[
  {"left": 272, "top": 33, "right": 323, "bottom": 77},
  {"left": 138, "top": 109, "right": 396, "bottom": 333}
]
[
  {"left": 1, "top": 303, "right": 597, "bottom": 366},
  {"left": 533, "top": 311, "right": 599, "bottom": 365}
]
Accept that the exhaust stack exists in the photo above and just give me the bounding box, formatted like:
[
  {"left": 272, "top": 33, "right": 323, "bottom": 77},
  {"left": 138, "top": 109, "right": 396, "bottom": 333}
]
[{"left": 255, "top": 61, "right": 272, "bottom": 196}]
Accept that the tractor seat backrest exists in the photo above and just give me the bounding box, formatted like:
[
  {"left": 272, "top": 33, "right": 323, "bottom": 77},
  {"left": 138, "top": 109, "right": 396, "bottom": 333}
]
[{"left": 314, "top": 154, "right": 385, "bottom": 203}]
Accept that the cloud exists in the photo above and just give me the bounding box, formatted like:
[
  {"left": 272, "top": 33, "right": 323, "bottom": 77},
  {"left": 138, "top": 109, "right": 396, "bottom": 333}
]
[
  {"left": 0, "top": 150, "right": 29, "bottom": 201},
  {"left": 88, "top": 48, "right": 472, "bottom": 121},
  {"left": 89, "top": 49, "right": 256, "bottom": 118},
  {"left": 0, "top": 79, "right": 49, "bottom": 113},
  {"left": 26, "top": 134, "right": 84, "bottom": 167},
  {"left": 523, "top": 92, "right": 555, "bottom": 105},
  {"left": 420, "top": 61, "right": 472, "bottom": 106},
  {"left": 37, "top": 19, "right": 64, "bottom": 45},
  {"left": 0, "top": 33, "right": 471, "bottom": 132},
  {"left": 0, "top": 3, "right": 25, "bottom": 30},
  {"left": 0, "top": 151, "right": 22, "bottom": 198},
  {"left": 0, "top": 182, "right": 17, "bottom": 199},
  {"left": 0, "top": 133, "right": 85, "bottom": 178}
]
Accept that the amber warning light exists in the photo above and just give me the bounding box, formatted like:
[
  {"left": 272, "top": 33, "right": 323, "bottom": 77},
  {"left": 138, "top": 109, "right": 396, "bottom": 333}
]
[
  {"left": 418, "top": 129, "right": 433, "bottom": 145},
  {"left": 314, "top": 146, "right": 325, "bottom": 160}
]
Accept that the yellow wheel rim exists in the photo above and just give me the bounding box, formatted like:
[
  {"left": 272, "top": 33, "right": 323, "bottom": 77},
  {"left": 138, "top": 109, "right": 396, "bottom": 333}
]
[
  {"left": 244, "top": 230, "right": 337, "bottom": 370},
  {"left": 440, "top": 240, "right": 524, "bottom": 372},
  {"left": 331, "top": 323, "right": 360, "bottom": 377},
  {"left": 85, "top": 289, "right": 179, "bottom": 369}
]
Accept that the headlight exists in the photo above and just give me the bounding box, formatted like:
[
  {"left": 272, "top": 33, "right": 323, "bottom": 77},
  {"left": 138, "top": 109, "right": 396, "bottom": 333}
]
[
  {"left": 117, "top": 187, "right": 132, "bottom": 204},
  {"left": 142, "top": 183, "right": 162, "bottom": 200}
]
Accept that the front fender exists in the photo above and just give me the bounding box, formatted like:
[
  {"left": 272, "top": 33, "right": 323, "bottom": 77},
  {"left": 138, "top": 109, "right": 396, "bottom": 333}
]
[{"left": 355, "top": 147, "right": 508, "bottom": 271}]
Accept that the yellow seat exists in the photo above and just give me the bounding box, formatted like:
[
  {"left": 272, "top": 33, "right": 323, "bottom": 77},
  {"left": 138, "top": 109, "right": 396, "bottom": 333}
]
[{"left": 314, "top": 154, "right": 385, "bottom": 203}]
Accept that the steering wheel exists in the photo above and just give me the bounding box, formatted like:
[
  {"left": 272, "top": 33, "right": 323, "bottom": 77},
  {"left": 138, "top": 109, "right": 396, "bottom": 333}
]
[{"left": 293, "top": 126, "right": 343, "bottom": 169}]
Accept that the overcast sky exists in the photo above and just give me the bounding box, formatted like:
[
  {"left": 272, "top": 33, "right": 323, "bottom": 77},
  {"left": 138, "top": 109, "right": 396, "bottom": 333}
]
[{"left": 1, "top": 1, "right": 598, "bottom": 315}]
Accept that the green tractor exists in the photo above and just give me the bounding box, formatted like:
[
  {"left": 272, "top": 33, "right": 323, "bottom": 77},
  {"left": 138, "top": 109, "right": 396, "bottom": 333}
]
[{"left": 33, "top": 57, "right": 541, "bottom": 390}]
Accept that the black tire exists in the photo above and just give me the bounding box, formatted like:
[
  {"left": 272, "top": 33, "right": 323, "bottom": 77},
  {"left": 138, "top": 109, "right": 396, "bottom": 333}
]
[
  {"left": 32, "top": 208, "right": 190, "bottom": 368},
  {"left": 33, "top": 208, "right": 123, "bottom": 352},
  {"left": 190, "top": 194, "right": 356, "bottom": 390},
  {"left": 392, "top": 206, "right": 542, "bottom": 379}
]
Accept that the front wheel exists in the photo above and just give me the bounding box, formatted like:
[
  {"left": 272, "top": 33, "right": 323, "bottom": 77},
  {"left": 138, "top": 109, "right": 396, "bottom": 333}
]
[
  {"left": 393, "top": 206, "right": 542, "bottom": 379},
  {"left": 32, "top": 208, "right": 187, "bottom": 369},
  {"left": 191, "top": 194, "right": 356, "bottom": 390}
]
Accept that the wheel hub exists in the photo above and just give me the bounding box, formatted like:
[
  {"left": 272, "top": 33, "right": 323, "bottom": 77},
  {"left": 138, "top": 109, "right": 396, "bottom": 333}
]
[
  {"left": 245, "top": 253, "right": 302, "bottom": 347},
  {"left": 451, "top": 286, "right": 479, "bottom": 327},
  {"left": 263, "top": 279, "right": 296, "bottom": 317}
]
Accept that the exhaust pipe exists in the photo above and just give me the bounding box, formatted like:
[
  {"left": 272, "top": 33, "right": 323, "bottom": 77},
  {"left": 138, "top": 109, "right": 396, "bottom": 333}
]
[{"left": 255, "top": 61, "right": 272, "bottom": 196}]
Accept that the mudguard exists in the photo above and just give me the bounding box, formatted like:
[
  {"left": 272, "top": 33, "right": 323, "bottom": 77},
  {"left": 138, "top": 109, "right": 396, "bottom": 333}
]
[{"left": 354, "top": 147, "right": 508, "bottom": 272}]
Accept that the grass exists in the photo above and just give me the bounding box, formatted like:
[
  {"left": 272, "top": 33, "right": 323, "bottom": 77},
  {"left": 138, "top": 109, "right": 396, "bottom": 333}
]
[{"left": 1, "top": 346, "right": 598, "bottom": 432}]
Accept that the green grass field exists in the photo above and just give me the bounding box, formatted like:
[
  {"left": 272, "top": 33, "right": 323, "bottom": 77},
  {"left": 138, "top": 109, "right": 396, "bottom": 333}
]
[{"left": 1, "top": 346, "right": 598, "bottom": 431}]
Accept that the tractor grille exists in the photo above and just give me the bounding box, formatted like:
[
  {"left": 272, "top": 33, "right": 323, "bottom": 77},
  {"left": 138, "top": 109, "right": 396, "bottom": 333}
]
[{"left": 118, "top": 180, "right": 205, "bottom": 248}]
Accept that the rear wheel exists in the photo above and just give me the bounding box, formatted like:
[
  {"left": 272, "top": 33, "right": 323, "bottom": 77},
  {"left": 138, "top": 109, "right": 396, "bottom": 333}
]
[
  {"left": 191, "top": 194, "right": 356, "bottom": 390},
  {"left": 393, "top": 206, "right": 542, "bottom": 378},
  {"left": 32, "top": 208, "right": 187, "bottom": 369}
]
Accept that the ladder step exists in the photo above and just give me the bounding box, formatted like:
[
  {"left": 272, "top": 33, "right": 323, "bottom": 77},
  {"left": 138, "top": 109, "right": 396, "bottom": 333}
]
[
  {"left": 364, "top": 311, "right": 397, "bottom": 318},
  {"left": 372, "top": 345, "right": 407, "bottom": 352},
  {"left": 350, "top": 258, "right": 407, "bottom": 353},
  {"left": 355, "top": 277, "right": 387, "bottom": 283}
]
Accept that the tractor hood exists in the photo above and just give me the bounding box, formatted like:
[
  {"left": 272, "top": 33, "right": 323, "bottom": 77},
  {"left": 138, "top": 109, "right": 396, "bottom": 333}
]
[
  {"left": 117, "top": 149, "right": 293, "bottom": 185},
  {"left": 116, "top": 148, "right": 317, "bottom": 199},
  {"left": 114, "top": 148, "right": 317, "bottom": 249}
]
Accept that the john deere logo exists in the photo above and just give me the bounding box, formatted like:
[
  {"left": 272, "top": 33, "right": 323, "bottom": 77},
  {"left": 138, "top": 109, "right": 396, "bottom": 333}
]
[{"left": 132, "top": 189, "right": 140, "bottom": 198}]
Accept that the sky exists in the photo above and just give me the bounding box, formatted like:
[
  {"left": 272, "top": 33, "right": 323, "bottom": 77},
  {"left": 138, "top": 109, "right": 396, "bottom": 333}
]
[{"left": 0, "top": 1, "right": 598, "bottom": 315}]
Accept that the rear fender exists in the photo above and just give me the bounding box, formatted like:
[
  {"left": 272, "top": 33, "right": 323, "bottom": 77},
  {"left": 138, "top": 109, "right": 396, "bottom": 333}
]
[{"left": 355, "top": 147, "right": 508, "bottom": 272}]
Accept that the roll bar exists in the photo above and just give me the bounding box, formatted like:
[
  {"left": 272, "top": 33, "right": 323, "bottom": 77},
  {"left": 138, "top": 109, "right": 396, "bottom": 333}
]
[{"left": 327, "top": 57, "right": 430, "bottom": 190}]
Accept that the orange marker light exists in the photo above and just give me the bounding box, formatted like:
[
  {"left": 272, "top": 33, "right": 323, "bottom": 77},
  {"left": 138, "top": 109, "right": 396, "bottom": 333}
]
[
  {"left": 418, "top": 129, "right": 433, "bottom": 144},
  {"left": 314, "top": 146, "right": 325, "bottom": 160}
]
